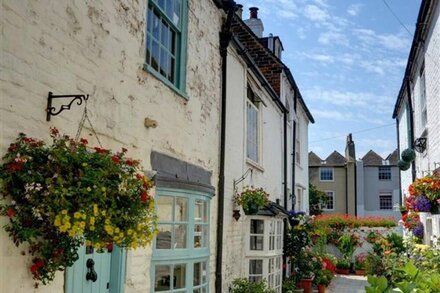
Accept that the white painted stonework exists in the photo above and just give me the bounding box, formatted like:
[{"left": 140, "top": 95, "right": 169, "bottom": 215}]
[{"left": 0, "top": 0, "right": 224, "bottom": 292}]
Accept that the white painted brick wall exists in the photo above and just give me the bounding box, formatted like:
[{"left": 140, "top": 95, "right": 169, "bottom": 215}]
[{"left": 0, "top": 0, "right": 223, "bottom": 292}]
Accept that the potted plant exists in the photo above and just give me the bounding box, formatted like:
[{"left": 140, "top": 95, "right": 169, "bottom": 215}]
[
  {"left": 399, "top": 205, "right": 408, "bottom": 216},
  {"left": 335, "top": 259, "right": 350, "bottom": 274},
  {"left": 0, "top": 130, "right": 158, "bottom": 285},
  {"left": 314, "top": 269, "right": 333, "bottom": 293},
  {"left": 354, "top": 253, "right": 367, "bottom": 275},
  {"left": 234, "top": 186, "right": 269, "bottom": 215},
  {"left": 282, "top": 277, "right": 304, "bottom": 293}
]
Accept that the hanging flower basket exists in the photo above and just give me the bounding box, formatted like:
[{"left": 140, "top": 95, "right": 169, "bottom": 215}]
[
  {"left": 0, "top": 129, "right": 157, "bottom": 284},
  {"left": 234, "top": 186, "right": 269, "bottom": 215}
]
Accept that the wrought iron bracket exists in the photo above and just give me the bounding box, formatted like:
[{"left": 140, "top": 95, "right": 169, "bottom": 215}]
[
  {"left": 414, "top": 137, "right": 427, "bottom": 153},
  {"left": 46, "top": 92, "right": 89, "bottom": 121}
]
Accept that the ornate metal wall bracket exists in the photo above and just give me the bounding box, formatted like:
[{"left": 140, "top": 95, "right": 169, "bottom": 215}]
[
  {"left": 414, "top": 137, "right": 427, "bottom": 153},
  {"left": 46, "top": 92, "right": 89, "bottom": 121}
]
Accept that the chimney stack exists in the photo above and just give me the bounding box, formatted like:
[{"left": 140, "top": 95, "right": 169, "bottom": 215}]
[{"left": 243, "top": 7, "right": 264, "bottom": 38}]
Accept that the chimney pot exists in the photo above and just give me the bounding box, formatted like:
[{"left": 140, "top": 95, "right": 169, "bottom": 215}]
[
  {"left": 249, "top": 7, "right": 259, "bottom": 19},
  {"left": 236, "top": 4, "right": 243, "bottom": 19}
]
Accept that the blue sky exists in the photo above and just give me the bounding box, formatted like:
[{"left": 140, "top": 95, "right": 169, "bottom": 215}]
[{"left": 242, "top": 0, "right": 420, "bottom": 160}]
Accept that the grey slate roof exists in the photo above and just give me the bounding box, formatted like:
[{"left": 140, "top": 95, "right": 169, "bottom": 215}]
[
  {"left": 362, "top": 150, "right": 384, "bottom": 166},
  {"left": 386, "top": 149, "right": 399, "bottom": 165},
  {"left": 308, "top": 151, "right": 323, "bottom": 167},
  {"left": 324, "top": 151, "right": 346, "bottom": 166}
]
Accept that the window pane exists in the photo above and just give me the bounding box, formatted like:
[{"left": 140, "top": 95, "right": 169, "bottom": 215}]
[
  {"left": 174, "top": 224, "right": 187, "bottom": 248},
  {"left": 320, "top": 168, "right": 333, "bottom": 181},
  {"left": 195, "top": 200, "right": 204, "bottom": 222},
  {"left": 247, "top": 102, "right": 259, "bottom": 162},
  {"left": 161, "top": 20, "right": 170, "bottom": 49},
  {"left": 250, "top": 236, "right": 264, "bottom": 250},
  {"left": 174, "top": 264, "right": 186, "bottom": 289},
  {"left": 152, "top": 10, "right": 160, "bottom": 40},
  {"left": 151, "top": 40, "right": 160, "bottom": 71},
  {"left": 194, "top": 224, "right": 202, "bottom": 248},
  {"left": 193, "top": 261, "right": 207, "bottom": 286},
  {"left": 250, "top": 219, "right": 264, "bottom": 234},
  {"left": 249, "top": 259, "right": 263, "bottom": 274},
  {"left": 155, "top": 265, "right": 171, "bottom": 291},
  {"left": 175, "top": 197, "right": 188, "bottom": 222},
  {"left": 156, "top": 196, "right": 173, "bottom": 222},
  {"left": 159, "top": 48, "right": 169, "bottom": 77},
  {"left": 172, "top": 0, "right": 181, "bottom": 26},
  {"left": 156, "top": 224, "right": 172, "bottom": 249},
  {"left": 249, "top": 276, "right": 263, "bottom": 282}
]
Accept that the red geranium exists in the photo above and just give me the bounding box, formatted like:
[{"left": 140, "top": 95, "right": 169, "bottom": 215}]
[
  {"left": 6, "top": 208, "right": 16, "bottom": 218},
  {"left": 30, "top": 264, "right": 39, "bottom": 274},
  {"left": 140, "top": 191, "right": 149, "bottom": 203},
  {"left": 111, "top": 155, "right": 120, "bottom": 164}
]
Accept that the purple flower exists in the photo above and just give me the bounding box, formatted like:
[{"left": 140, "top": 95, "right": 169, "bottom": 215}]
[
  {"left": 414, "top": 196, "right": 431, "bottom": 212},
  {"left": 288, "top": 210, "right": 306, "bottom": 218},
  {"left": 412, "top": 222, "right": 424, "bottom": 239}
]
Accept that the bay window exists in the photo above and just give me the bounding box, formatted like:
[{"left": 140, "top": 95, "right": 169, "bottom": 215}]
[{"left": 152, "top": 188, "right": 211, "bottom": 292}]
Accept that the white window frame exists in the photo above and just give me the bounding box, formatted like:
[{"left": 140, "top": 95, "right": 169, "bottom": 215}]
[
  {"left": 378, "top": 166, "right": 392, "bottom": 181},
  {"left": 246, "top": 99, "right": 260, "bottom": 164},
  {"left": 379, "top": 192, "right": 393, "bottom": 210},
  {"left": 323, "top": 191, "right": 335, "bottom": 211},
  {"left": 245, "top": 217, "right": 283, "bottom": 292},
  {"left": 319, "top": 167, "right": 334, "bottom": 182}
]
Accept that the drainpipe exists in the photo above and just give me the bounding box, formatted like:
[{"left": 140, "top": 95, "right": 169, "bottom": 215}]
[
  {"left": 354, "top": 162, "right": 357, "bottom": 216},
  {"left": 291, "top": 94, "right": 297, "bottom": 211},
  {"left": 396, "top": 117, "right": 402, "bottom": 205},
  {"left": 283, "top": 112, "right": 288, "bottom": 209},
  {"left": 345, "top": 166, "right": 348, "bottom": 214},
  {"left": 216, "top": 2, "right": 236, "bottom": 293},
  {"left": 406, "top": 80, "right": 416, "bottom": 182}
]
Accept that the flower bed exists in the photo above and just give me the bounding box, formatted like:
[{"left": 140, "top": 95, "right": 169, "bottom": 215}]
[{"left": 0, "top": 130, "right": 157, "bottom": 284}]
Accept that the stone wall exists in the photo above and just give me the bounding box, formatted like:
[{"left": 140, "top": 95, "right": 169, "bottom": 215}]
[{"left": 0, "top": 0, "right": 224, "bottom": 292}]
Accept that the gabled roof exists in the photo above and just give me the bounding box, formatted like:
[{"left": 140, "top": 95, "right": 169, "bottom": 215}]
[
  {"left": 325, "top": 151, "right": 346, "bottom": 166},
  {"left": 308, "top": 151, "right": 323, "bottom": 166},
  {"left": 386, "top": 149, "right": 399, "bottom": 165},
  {"left": 231, "top": 15, "right": 315, "bottom": 123},
  {"left": 362, "top": 150, "right": 384, "bottom": 166}
]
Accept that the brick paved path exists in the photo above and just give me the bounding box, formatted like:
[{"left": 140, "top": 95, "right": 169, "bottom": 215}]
[{"left": 326, "top": 274, "right": 368, "bottom": 293}]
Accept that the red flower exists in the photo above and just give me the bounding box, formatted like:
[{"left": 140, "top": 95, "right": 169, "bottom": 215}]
[
  {"left": 8, "top": 143, "right": 18, "bottom": 152},
  {"left": 35, "top": 259, "right": 44, "bottom": 268},
  {"left": 80, "top": 138, "right": 88, "bottom": 145},
  {"left": 106, "top": 243, "right": 113, "bottom": 252},
  {"left": 7, "top": 161, "right": 23, "bottom": 172},
  {"left": 30, "top": 264, "right": 38, "bottom": 274},
  {"left": 111, "top": 155, "right": 120, "bottom": 164},
  {"left": 140, "top": 191, "right": 149, "bottom": 203},
  {"left": 126, "top": 159, "right": 134, "bottom": 166},
  {"left": 94, "top": 147, "right": 109, "bottom": 154},
  {"left": 7, "top": 208, "right": 16, "bottom": 218},
  {"left": 49, "top": 127, "right": 59, "bottom": 137}
]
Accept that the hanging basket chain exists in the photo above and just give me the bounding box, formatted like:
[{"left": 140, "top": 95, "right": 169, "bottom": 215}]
[{"left": 75, "top": 100, "right": 103, "bottom": 147}]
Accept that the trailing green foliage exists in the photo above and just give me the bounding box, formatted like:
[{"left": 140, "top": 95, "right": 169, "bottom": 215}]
[{"left": 231, "top": 278, "right": 275, "bottom": 293}]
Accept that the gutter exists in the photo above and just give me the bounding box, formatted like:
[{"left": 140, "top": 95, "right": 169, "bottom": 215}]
[
  {"left": 291, "top": 94, "right": 297, "bottom": 210},
  {"left": 216, "top": 2, "right": 236, "bottom": 293},
  {"left": 345, "top": 166, "right": 348, "bottom": 214},
  {"left": 354, "top": 161, "right": 357, "bottom": 216},
  {"left": 406, "top": 80, "right": 416, "bottom": 182}
]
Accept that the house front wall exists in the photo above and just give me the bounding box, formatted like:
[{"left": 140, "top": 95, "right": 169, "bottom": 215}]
[
  {"left": 0, "top": 0, "right": 223, "bottom": 292},
  {"left": 295, "top": 105, "right": 310, "bottom": 213},
  {"left": 222, "top": 47, "right": 285, "bottom": 289},
  {"left": 363, "top": 166, "right": 400, "bottom": 220},
  {"left": 309, "top": 166, "right": 347, "bottom": 214},
  {"left": 397, "top": 97, "right": 413, "bottom": 201}
]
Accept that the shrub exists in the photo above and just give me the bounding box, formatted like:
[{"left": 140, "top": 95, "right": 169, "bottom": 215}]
[{"left": 231, "top": 278, "right": 274, "bottom": 293}]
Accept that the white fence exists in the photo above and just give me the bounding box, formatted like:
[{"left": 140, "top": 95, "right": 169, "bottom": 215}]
[{"left": 419, "top": 213, "right": 440, "bottom": 247}]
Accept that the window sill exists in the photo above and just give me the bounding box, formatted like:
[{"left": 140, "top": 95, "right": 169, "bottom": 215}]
[
  {"left": 246, "top": 158, "right": 265, "bottom": 172},
  {"left": 143, "top": 63, "right": 189, "bottom": 100},
  {"left": 319, "top": 180, "right": 334, "bottom": 182}
]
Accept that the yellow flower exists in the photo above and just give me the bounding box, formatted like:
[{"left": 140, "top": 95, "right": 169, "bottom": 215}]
[
  {"left": 74, "top": 212, "right": 82, "bottom": 219},
  {"left": 101, "top": 210, "right": 106, "bottom": 216},
  {"left": 101, "top": 187, "right": 106, "bottom": 192},
  {"left": 79, "top": 221, "right": 86, "bottom": 229},
  {"left": 90, "top": 217, "right": 96, "bottom": 225},
  {"left": 90, "top": 226, "right": 95, "bottom": 231},
  {"left": 127, "top": 229, "right": 133, "bottom": 235},
  {"left": 93, "top": 204, "right": 98, "bottom": 216},
  {"left": 85, "top": 240, "right": 92, "bottom": 246},
  {"left": 105, "top": 218, "right": 111, "bottom": 225},
  {"left": 68, "top": 230, "right": 76, "bottom": 237},
  {"left": 82, "top": 163, "right": 88, "bottom": 167},
  {"left": 61, "top": 210, "right": 68, "bottom": 215},
  {"left": 54, "top": 218, "right": 61, "bottom": 227},
  {"left": 114, "top": 227, "right": 120, "bottom": 234},
  {"left": 87, "top": 187, "right": 92, "bottom": 192}
]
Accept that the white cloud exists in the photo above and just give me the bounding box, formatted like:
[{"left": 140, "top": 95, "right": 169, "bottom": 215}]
[
  {"left": 278, "top": 10, "right": 297, "bottom": 19},
  {"left": 360, "top": 58, "right": 407, "bottom": 76},
  {"left": 347, "top": 4, "right": 363, "bottom": 16},
  {"left": 304, "top": 5, "right": 330, "bottom": 22},
  {"left": 301, "top": 52, "right": 335, "bottom": 63},
  {"left": 311, "top": 109, "right": 353, "bottom": 121},
  {"left": 297, "top": 27, "right": 307, "bottom": 39},
  {"left": 353, "top": 28, "right": 411, "bottom": 52},
  {"left": 318, "top": 31, "right": 349, "bottom": 46}
]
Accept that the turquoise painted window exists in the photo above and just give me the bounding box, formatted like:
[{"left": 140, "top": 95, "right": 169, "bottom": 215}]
[
  {"left": 145, "top": 0, "right": 187, "bottom": 95},
  {"left": 152, "top": 188, "right": 211, "bottom": 293}
]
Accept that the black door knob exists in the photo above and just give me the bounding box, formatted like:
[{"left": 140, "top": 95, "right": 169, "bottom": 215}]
[{"left": 86, "top": 258, "right": 98, "bottom": 282}]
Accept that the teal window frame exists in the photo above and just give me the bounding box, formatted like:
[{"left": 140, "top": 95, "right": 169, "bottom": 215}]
[
  {"left": 144, "top": 0, "right": 188, "bottom": 99},
  {"left": 151, "top": 188, "right": 211, "bottom": 293}
]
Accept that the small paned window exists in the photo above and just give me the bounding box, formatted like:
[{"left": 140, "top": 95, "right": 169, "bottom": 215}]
[
  {"left": 250, "top": 219, "right": 264, "bottom": 251},
  {"left": 267, "top": 256, "right": 282, "bottom": 293},
  {"left": 378, "top": 166, "right": 391, "bottom": 180},
  {"left": 420, "top": 62, "right": 427, "bottom": 128},
  {"left": 146, "top": 0, "right": 187, "bottom": 91},
  {"left": 380, "top": 193, "right": 393, "bottom": 210},
  {"left": 247, "top": 87, "right": 260, "bottom": 163},
  {"left": 249, "top": 259, "right": 263, "bottom": 282},
  {"left": 320, "top": 167, "right": 334, "bottom": 181},
  {"left": 323, "top": 191, "right": 334, "bottom": 210}
]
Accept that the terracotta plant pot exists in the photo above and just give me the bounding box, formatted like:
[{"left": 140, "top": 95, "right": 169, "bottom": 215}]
[
  {"left": 335, "top": 268, "right": 349, "bottom": 274},
  {"left": 355, "top": 269, "right": 366, "bottom": 276},
  {"left": 300, "top": 278, "right": 313, "bottom": 293},
  {"left": 318, "top": 284, "right": 326, "bottom": 293}
]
